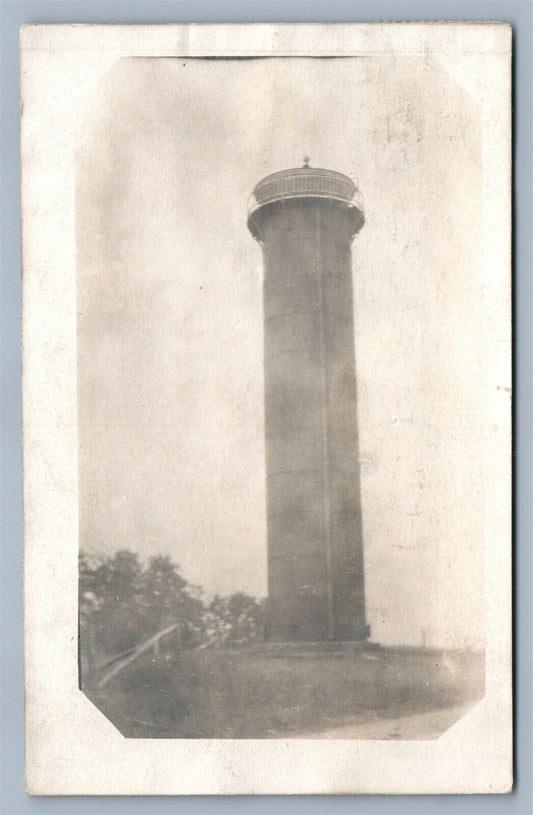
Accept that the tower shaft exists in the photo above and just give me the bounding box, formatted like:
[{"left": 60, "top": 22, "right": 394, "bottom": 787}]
[{"left": 248, "top": 167, "right": 368, "bottom": 642}]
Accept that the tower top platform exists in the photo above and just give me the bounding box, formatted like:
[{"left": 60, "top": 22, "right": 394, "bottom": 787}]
[{"left": 247, "top": 165, "right": 364, "bottom": 240}]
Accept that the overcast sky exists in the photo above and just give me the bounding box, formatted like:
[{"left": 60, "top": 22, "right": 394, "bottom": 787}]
[{"left": 76, "top": 55, "right": 485, "bottom": 648}]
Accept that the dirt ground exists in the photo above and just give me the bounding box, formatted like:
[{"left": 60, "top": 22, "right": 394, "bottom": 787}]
[
  {"left": 83, "top": 644, "right": 485, "bottom": 739},
  {"left": 298, "top": 701, "right": 478, "bottom": 739}
]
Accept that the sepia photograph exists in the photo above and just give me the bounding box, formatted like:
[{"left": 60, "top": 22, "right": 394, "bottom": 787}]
[
  {"left": 22, "top": 22, "right": 512, "bottom": 793},
  {"left": 75, "top": 51, "right": 487, "bottom": 741}
]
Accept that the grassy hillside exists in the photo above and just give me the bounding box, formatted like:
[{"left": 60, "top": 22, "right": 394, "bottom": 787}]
[{"left": 83, "top": 644, "right": 484, "bottom": 739}]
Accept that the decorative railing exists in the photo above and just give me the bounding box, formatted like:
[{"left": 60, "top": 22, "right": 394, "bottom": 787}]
[{"left": 248, "top": 168, "right": 363, "bottom": 215}]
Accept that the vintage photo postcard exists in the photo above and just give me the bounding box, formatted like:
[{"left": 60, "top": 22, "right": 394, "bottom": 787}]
[{"left": 21, "top": 23, "right": 512, "bottom": 795}]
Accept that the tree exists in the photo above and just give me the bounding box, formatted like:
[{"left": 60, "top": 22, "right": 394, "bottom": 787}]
[
  {"left": 206, "top": 592, "right": 265, "bottom": 646},
  {"left": 80, "top": 550, "right": 146, "bottom": 653},
  {"left": 140, "top": 555, "right": 205, "bottom": 642},
  {"left": 79, "top": 550, "right": 205, "bottom": 656},
  {"left": 79, "top": 549, "right": 265, "bottom": 666}
]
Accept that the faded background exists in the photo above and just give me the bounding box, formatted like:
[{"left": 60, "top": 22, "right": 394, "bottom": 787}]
[{"left": 76, "top": 55, "right": 484, "bottom": 649}]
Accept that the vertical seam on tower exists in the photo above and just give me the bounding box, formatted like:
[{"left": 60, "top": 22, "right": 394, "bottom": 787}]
[{"left": 316, "top": 204, "right": 335, "bottom": 641}]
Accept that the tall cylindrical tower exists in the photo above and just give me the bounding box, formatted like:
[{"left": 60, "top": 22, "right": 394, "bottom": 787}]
[{"left": 248, "top": 161, "right": 369, "bottom": 642}]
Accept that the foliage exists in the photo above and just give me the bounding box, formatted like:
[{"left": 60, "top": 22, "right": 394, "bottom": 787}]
[
  {"left": 206, "top": 593, "right": 265, "bottom": 646},
  {"left": 79, "top": 550, "right": 264, "bottom": 660}
]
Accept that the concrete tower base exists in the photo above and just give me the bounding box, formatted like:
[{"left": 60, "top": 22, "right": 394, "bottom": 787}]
[{"left": 247, "top": 640, "right": 381, "bottom": 664}]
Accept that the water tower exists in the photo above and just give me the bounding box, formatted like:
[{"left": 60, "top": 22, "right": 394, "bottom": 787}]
[{"left": 248, "top": 159, "right": 370, "bottom": 642}]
